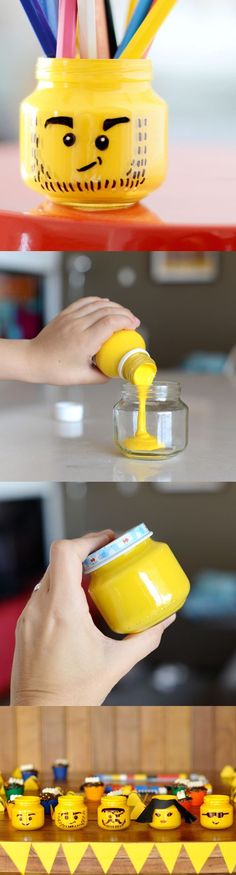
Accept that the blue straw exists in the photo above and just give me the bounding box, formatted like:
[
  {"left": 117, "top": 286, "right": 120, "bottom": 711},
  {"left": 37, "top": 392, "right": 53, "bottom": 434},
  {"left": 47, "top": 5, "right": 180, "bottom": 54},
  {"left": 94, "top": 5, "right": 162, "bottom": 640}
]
[
  {"left": 44, "top": 0, "right": 58, "bottom": 38},
  {"left": 115, "top": 0, "right": 153, "bottom": 58},
  {"left": 19, "top": 0, "right": 57, "bottom": 55}
]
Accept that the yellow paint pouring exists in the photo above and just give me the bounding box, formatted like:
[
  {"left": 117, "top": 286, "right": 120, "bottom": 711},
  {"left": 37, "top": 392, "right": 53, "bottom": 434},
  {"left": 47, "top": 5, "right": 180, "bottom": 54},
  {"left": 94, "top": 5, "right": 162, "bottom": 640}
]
[
  {"left": 123, "top": 360, "right": 164, "bottom": 452},
  {"left": 96, "top": 329, "right": 164, "bottom": 453}
]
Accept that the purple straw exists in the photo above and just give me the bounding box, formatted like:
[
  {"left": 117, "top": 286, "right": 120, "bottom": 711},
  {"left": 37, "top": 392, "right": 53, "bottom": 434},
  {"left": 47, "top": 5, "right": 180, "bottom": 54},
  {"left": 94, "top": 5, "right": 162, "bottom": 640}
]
[{"left": 19, "top": 0, "right": 56, "bottom": 56}]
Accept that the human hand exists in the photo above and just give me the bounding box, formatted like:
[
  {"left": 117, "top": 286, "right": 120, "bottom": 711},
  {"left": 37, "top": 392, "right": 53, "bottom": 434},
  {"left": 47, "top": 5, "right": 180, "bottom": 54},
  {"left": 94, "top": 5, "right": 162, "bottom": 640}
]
[
  {"left": 10, "top": 531, "right": 176, "bottom": 706},
  {"left": 7, "top": 297, "right": 139, "bottom": 385}
]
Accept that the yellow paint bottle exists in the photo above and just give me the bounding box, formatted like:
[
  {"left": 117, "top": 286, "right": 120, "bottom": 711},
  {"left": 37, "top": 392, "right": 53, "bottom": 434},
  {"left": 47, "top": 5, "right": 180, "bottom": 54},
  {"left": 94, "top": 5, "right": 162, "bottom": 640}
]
[
  {"left": 96, "top": 329, "right": 163, "bottom": 453},
  {"left": 98, "top": 795, "right": 130, "bottom": 830},
  {"left": 200, "top": 795, "right": 233, "bottom": 830},
  {"left": 52, "top": 794, "right": 88, "bottom": 830},
  {"left": 10, "top": 796, "right": 44, "bottom": 830},
  {"left": 84, "top": 523, "right": 190, "bottom": 634}
]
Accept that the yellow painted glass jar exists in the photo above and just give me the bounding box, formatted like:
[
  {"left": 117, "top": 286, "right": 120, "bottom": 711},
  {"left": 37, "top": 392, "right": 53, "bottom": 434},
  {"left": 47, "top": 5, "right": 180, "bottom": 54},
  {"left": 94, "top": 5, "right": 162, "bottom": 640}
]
[
  {"left": 98, "top": 795, "right": 130, "bottom": 830},
  {"left": 200, "top": 795, "right": 233, "bottom": 830},
  {"left": 20, "top": 58, "right": 167, "bottom": 210},
  {"left": 52, "top": 794, "right": 88, "bottom": 830},
  {"left": 10, "top": 796, "right": 44, "bottom": 831},
  {"left": 114, "top": 382, "right": 188, "bottom": 458},
  {"left": 83, "top": 523, "right": 190, "bottom": 634}
]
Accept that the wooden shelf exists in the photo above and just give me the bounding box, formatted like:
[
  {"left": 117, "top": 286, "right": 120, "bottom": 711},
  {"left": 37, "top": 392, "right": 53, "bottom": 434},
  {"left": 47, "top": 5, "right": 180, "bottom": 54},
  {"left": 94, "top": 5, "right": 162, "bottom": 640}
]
[
  {"left": 0, "top": 774, "right": 235, "bottom": 874},
  {"left": 0, "top": 144, "right": 236, "bottom": 251}
]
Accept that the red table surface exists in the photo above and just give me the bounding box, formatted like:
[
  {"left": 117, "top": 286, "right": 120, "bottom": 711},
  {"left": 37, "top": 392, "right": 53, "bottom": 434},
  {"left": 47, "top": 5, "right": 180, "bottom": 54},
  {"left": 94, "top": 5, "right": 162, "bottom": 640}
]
[{"left": 0, "top": 143, "right": 236, "bottom": 251}]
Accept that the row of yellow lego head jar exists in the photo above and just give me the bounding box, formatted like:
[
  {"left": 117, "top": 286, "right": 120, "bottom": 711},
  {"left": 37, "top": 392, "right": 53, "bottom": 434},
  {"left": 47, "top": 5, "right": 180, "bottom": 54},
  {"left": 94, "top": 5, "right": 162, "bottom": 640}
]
[{"left": 1, "top": 792, "right": 234, "bottom": 831}]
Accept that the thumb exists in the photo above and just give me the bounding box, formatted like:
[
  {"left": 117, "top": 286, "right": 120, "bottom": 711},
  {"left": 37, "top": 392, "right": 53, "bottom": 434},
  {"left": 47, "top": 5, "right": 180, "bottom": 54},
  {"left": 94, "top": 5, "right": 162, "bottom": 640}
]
[{"left": 112, "top": 614, "right": 176, "bottom": 678}]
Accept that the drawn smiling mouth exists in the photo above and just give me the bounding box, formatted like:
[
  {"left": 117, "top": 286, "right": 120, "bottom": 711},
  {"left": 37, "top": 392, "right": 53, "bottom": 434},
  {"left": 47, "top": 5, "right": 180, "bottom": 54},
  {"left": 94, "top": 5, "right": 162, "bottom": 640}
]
[{"left": 77, "top": 157, "right": 102, "bottom": 172}]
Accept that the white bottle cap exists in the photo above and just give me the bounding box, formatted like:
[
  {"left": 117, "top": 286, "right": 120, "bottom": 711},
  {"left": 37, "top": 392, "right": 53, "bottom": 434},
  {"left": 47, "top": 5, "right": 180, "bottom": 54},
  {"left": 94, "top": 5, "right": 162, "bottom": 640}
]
[{"left": 54, "top": 402, "right": 84, "bottom": 423}]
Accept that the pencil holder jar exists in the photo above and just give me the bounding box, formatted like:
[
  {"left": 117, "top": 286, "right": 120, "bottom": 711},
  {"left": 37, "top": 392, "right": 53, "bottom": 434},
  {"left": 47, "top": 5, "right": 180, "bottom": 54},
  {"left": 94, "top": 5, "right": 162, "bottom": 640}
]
[
  {"left": 200, "top": 795, "right": 233, "bottom": 830},
  {"left": 83, "top": 523, "right": 190, "bottom": 634},
  {"left": 52, "top": 794, "right": 88, "bottom": 830},
  {"left": 20, "top": 58, "right": 167, "bottom": 210},
  {"left": 10, "top": 796, "right": 45, "bottom": 831},
  {"left": 98, "top": 795, "right": 130, "bottom": 830},
  {"left": 113, "top": 382, "right": 189, "bottom": 459}
]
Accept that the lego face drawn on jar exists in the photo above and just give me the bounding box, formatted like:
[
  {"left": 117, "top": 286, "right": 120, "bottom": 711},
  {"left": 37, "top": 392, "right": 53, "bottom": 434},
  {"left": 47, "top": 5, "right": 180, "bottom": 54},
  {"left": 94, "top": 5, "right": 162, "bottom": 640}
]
[
  {"left": 16, "top": 810, "right": 36, "bottom": 828},
  {"left": 11, "top": 798, "right": 44, "bottom": 831},
  {"left": 100, "top": 807, "right": 127, "bottom": 829},
  {"left": 31, "top": 113, "right": 149, "bottom": 196},
  {"left": 56, "top": 808, "right": 86, "bottom": 829},
  {"left": 200, "top": 796, "right": 233, "bottom": 830},
  {"left": 54, "top": 797, "right": 87, "bottom": 830},
  {"left": 137, "top": 796, "right": 197, "bottom": 830}
]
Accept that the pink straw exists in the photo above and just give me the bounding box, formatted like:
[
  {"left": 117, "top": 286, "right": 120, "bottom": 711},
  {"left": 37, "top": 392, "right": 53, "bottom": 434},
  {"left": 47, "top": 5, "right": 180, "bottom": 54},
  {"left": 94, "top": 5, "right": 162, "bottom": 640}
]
[{"left": 56, "top": 0, "right": 77, "bottom": 57}]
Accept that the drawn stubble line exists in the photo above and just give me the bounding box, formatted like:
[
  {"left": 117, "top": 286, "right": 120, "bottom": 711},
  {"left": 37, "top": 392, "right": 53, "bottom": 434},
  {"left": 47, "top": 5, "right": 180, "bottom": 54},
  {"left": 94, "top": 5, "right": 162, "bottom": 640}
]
[{"left": 37, "top": 173, "right": 147, "bottom": 193}]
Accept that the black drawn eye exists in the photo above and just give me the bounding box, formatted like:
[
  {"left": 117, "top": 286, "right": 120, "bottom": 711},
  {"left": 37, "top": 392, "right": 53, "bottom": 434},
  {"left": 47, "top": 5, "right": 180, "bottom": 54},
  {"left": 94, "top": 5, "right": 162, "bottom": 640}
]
[
  {"left": 95, "top": 135, "right": 109, "bottom": 151},
  {"left": 63, "top": 133, "right": 76, "bottom": 147}
]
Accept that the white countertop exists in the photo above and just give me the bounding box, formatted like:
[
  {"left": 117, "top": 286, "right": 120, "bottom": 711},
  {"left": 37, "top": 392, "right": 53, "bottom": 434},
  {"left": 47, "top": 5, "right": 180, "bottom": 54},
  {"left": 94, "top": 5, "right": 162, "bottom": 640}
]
[{"left": 0, "top": 372, "right": 235, "bottom": 483}]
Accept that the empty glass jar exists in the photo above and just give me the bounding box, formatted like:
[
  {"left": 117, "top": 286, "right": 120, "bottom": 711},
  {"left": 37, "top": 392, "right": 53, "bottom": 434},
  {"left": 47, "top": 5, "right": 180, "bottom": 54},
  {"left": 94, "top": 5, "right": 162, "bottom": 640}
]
[{"left": 113, "top": 381, "right": 188, "bottom": 459}]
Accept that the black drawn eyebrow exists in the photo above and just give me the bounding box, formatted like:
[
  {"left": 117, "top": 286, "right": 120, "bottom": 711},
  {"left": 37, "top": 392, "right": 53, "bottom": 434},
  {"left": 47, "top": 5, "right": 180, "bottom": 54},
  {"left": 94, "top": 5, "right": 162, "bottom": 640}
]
[
  {"left": 45, "top": 116, "right": 74, "bottom": 129},
  {"left": 103, "top": 117, "right": 130, "bottom": 132}
]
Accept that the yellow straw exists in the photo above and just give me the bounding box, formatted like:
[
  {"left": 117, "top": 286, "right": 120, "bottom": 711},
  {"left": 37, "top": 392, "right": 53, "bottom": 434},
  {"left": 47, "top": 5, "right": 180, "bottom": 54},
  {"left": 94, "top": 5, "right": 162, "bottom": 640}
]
[
  {"left": 120, "top": 0, "right": 177, "bottom": 58},
  {"left": 125, "top": 0, "right": 138, "bottom": 26}
]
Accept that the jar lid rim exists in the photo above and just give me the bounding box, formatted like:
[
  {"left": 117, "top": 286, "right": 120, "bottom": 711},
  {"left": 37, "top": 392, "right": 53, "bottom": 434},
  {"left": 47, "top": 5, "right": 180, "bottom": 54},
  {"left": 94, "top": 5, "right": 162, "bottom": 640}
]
[
  {"left": 36, "top": 57, "right": 152, "bottom": 80},
  {"left": 83, "top": 523, "right": 152, "bottom": 573}
]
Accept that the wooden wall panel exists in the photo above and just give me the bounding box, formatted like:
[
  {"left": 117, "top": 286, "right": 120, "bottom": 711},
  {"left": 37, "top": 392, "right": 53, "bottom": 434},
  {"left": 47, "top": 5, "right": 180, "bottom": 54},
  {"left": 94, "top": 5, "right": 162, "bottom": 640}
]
[
  {"left": 115, "top": 707, "right": 140, "bottom": 772},
  {"left": 0, "top": 707, "right": 236, "bottom": 774},
  {"left": 90, "top": 707, "right": 115, "bottom": 773},
  {"left": 15, "top": 707, "right": 42, "bottom": 769},
  {"left": 66, "top": 707, "right": 91, "bottom": 773},
  {"left": 41, "top": 707, "right": 66, "bottom": 771},
  {"left": 0, "top": 707, "right": 16, "bottom": 771},
  {"left": 140, "top": 707, "right": 166, "bottom": 771},
  {"left": 165, "top": 707, "right": 192, "bottom": 772},
  {"left": 214, "top": 706, "right": 236, "bottom": 770},
  {"left": 192, "top": 707, "right": 214, "bottom": 773}
]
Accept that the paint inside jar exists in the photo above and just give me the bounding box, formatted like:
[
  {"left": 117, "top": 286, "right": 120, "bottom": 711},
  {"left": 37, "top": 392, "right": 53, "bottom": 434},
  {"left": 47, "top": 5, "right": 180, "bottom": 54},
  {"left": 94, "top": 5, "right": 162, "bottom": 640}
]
[{"left": 122, "top": 356, "right": 164, "bottom": 452}]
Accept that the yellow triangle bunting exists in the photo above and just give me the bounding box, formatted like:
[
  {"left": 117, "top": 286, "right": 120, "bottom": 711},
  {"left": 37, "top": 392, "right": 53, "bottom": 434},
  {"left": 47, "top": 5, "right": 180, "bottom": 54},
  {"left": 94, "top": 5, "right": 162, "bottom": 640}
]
[
  {"left": 124, "top": 842, "right": 154, "bottom": 873},
  {"left": 62, "top": 843, "right": 89, "bottom": 874},
  {"left": 183, "top": 842, "right": 216, "bottom": 873},
  {"left": 0, "top": 841, "right": 31, "bottom": 874},
  {"left": 219, "top": 842, "right": 236, "bottom": 873},
  {"left": 90, "top": 842, "right": 121, "bottom": 873},
  {"left": 156, "top": 842, "right": 182, "bottom": 873},
  {"left": 32, "top": 842, "right": 60, "bottom": 873}
]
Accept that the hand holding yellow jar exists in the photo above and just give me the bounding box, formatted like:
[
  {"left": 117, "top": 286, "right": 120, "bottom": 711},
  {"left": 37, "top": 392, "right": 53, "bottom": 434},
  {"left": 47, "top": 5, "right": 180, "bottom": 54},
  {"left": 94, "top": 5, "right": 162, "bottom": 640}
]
[{"left": 84, "top": 523, "right": 190, "bottom": 634}]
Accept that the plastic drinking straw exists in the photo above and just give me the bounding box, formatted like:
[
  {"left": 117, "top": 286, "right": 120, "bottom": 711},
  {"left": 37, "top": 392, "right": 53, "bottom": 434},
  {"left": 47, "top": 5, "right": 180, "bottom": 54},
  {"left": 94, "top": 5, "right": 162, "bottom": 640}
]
[
  {"left": 19, "top": 0, "right": 57, "bottom": 55},
  {"left": 45, "top": 0, "right": 58, "bottom": 37},
  {"left": 115, "top": 0, "right": 153, "bottom": 58},
  {"left": 57, "top": 0, "right": 77, "bottom": 57},
  {"left": 126, "top": 0, "right": 138, "bottom": 27},
  {"left": 104, "top": 0, "right": 117, "bottom": 57},
  {"left": 78, "top": 0, "right": 97, "bottom": 58},
  {"left": 95, "top": 0, "right": 110, "bottom": 58},
  {"left": 119, "top": 0, "right": 177, "bottom": 58}
]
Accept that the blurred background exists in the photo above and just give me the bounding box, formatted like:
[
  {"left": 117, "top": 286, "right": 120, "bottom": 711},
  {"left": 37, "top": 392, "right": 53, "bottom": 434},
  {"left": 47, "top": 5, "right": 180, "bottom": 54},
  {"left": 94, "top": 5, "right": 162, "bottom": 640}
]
[
  {"left": 0, "top": 250, "right": 236, "bottom": 372},
  {"left": 0, "top": 480, "right": 236, "bottom": 706},
  {"left": 0, "top": 0, "right": 236, "bottom": 145},
  {"left": 0, "top": 705, "right": 236, "bottom": 775}
]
